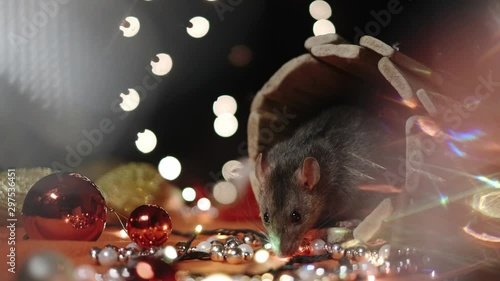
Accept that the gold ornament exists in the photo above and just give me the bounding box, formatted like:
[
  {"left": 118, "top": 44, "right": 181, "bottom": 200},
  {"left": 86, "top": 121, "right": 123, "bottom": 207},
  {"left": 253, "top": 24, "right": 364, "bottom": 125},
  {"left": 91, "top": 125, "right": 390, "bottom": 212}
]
[
  {"left": 96, "top": 162, "right": 165, "bottom": 217},
  {"left": 0, "top": 168, "right": 58, "bottom": 224}
]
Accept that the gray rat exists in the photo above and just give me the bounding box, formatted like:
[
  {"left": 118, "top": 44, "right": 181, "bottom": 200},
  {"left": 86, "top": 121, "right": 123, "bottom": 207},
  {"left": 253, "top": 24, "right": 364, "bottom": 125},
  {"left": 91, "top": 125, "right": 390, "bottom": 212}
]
[{"left": 255, "top": 105, "right": 399, "bottom": 256}]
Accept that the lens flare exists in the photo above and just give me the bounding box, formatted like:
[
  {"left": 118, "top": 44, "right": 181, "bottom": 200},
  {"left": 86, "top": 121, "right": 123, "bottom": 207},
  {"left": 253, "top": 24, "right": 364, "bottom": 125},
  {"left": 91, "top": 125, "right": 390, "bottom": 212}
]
[
  {"left": 448, "top": 129, "right": 485, "bottom": 142},
  {"left": 475, "top": 175, "right": 500, "bottom": 188},
  {"left": 446, "top": 141, "right": 466, "bottom": 157}
]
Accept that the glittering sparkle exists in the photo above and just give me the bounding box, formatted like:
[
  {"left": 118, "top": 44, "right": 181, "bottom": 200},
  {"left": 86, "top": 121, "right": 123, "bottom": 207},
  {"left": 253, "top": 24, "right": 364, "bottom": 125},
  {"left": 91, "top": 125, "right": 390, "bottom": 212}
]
[
  {"left": 448, "top": 129, "right": 484, "bottom": 142},
  {"left": 446, "top": 141, "right": 466, "bottom": 157},
  {"left": 475, "top": 175, "right": 500, "bottom": 188},
  {"left": 440, "top": 194, "right": 449, "bottom": 206}
]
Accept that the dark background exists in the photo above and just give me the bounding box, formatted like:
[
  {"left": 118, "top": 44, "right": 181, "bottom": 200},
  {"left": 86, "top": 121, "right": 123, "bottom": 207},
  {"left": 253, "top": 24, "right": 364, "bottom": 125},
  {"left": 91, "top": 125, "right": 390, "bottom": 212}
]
[{"left": 1, "top": 0, "right": 498, "bottom": 188}]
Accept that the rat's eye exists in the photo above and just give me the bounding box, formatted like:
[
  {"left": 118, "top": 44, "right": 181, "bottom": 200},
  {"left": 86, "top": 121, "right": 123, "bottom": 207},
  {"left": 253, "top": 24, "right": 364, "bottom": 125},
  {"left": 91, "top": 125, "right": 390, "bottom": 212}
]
[
  {"left": 291, "top": 211, "right": 301, "bottom": 223},
  {"left": 263, "top": 212, "right": 270, "bottom": 224}
]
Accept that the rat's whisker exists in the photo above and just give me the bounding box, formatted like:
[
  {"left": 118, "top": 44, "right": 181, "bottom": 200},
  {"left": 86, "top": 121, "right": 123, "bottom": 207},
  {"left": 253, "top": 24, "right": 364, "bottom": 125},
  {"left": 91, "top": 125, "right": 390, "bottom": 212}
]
[
  {"left": 348, "top": 152, "right": 387, "bottom": 170},
  {"left": 344, "top": 166, "right": 375, "bottom": 180}
]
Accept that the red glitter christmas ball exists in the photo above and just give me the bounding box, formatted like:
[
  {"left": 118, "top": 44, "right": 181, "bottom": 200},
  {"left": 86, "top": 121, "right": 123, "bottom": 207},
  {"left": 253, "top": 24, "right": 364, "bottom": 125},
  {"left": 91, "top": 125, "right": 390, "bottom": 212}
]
[
  {"left": 22, "top": 172, "right": 107, "bottom": 241},
  {"left": 127, "top": 204, "right": 172, "bottom": 248}
]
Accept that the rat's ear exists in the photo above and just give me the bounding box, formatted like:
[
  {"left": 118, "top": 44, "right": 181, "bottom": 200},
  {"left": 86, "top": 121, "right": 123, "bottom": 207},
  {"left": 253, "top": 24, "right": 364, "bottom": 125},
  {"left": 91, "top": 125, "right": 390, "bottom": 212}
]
[
  {"left": 300, "top": 157, "right": 320, "bottom": 190},
  {"left": 255, "top": 153, "right": 269, "bottom": 187}
]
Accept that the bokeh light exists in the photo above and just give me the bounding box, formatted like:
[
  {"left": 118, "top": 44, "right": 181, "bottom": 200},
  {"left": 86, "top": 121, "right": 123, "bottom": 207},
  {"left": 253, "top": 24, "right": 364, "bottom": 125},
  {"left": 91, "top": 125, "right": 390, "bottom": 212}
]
[
  {"left": 213, "top": 181, "right": 238, "bottom": 204},
  {"left": 279, "top": 275, "right": 294, "bottom": 281},
  {"left": 163, "top": 246, "right": 178, "bottom": 260},
  {"left": 197, "top": 197, "right": 211, "bottom": 211},
  {"left": 195, "top": 224, "right": 203, "bottom": 233},
  {"left": 228, "top": 45, "right": 253, "bottom": 67},
  {"left": 262, "top": 273, "right": 274, "bottom": 281},
  {"left": 182, "top": 187, "right": 196, "bottom": 202},
  {"left": 151, "top": 53, "right": 173, "bottom": 76},
  {"left": 136, "top": 262, "right": 154, "bottom": 279},
  {"left": 214, "top": 113, "right": 238, "bottom": 137},
  {"left": 187, "top": 16, "right": 210, "bottom": 38},
  {"left": 313, "top": 19, "right": 336, "bottom": 36},
  {"left": 120, "top": 16, "right": 140, "bottom": 37},
  {"left": 222, "top": 160, "right": 243, "bottom": 181},
  {"left": 203, "top": 274, "right": 233, "bottom": 281},
  {"left": 158, "top": 156, "right": 182, "bottom": 180},
  {"left": 135, "top": 129, "right": 157, "bottom": 154},
  {"left": 254, "top": 249, "right": 270, "bottom": 263},
  {"left": 119, "top": 88, "right": 140, "bottom": 112},
  {"left": 213, "top": 95, "right": 237, "bottom": 116},
  {"left": 309, "top": 1, "right": 332, "bottom": 20}
]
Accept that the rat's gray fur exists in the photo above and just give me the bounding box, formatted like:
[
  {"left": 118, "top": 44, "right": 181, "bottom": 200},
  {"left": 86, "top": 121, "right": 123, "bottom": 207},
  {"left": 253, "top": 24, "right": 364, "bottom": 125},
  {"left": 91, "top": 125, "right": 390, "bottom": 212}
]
[{"left": 257, "top": 106, "right": 393, "bottom": 256}]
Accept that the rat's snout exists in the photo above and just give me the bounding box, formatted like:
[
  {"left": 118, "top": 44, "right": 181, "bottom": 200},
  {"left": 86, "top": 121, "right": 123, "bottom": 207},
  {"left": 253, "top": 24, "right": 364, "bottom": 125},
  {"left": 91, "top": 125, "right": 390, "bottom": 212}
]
[
  {"left": 278, "top": 240, "right": 301, "bottom": 257},
  {"left": 268, "top": 232, "right": 300, "bottom": 257}
]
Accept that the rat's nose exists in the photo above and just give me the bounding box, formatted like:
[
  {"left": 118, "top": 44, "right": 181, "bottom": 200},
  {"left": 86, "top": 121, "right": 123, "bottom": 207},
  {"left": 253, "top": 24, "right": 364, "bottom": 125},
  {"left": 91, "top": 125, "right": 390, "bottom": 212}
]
[{"left": 278, "top": 241, "right": 300, "bottom": 257}]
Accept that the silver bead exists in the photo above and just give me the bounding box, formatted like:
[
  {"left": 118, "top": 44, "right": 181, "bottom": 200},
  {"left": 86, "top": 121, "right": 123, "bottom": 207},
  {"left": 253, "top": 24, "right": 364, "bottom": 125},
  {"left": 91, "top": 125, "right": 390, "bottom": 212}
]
[
  {"left": 210, "top": 250, "right": 225, "bottom": 262},
  {"left": 345, "top": 248, "right": 354, "bottom": 260},
  {"left": 324, "top": 243, "right": 332, "bottom": 253},
  {"left": 329, "top": 243, "right": 345, "bottom": 260},
  {"left": 210, "top": 240, "right": 224, "bottom": 247},
  {"left": 378, "top": 244, "right": 391, "bottom": 260},
  {"left": 195, "top": 241, "right": 212, "bottom": 253},
  {"left": 105, "top": 244, "right": 119, "bottom": 252},
  {"left": 210, "top": 242, "right": 225, "bottom": 254},
  {"left": 404, "top": 258, "right": 418, "bottom": 274},
  {"left": 311, "top": 239, "right": 326, "bottom": 255},
  {"left": 89, "top": 247, "right": 101, "bottom": 264},
  {"left": 225, "top": 237, "right": 242, "bottom": 248},
  {"left": 103, "top": 267, "right": 123, "bottom": 281},
  {"left": 382, "top": 261, "right": 404, "bottom": 276},
  {"left": 238, "top": 244, "right": 254, "bottom": 261},
  {"left": 118, "top": 253, "right": 128, "bottom": 264},
  {"left": 397, "top": 248, "right": 404, "bottom": 256},
  {"left": 225, "top": 247, "right": 244, "bottom": 264},
  {"left": 125, "top": 248, "right": 139, "bottom": 259},
  {"left": 354, "top": 246, "right": 371, "bottom": 262},
  {"left": 242, "top": 233, "right": 255, "bottom": 244},
  {"left": 146, "top": 246, "right": 160, "bottom": 256},
  {"left": 116, "top": 265, "right": 133, "bottom": 280},
  {"left": 98, "top": 247, "right": 118, "bottom": 267},
  {"left": 404, "top": 247, "right": 417, "bottom": 256}
]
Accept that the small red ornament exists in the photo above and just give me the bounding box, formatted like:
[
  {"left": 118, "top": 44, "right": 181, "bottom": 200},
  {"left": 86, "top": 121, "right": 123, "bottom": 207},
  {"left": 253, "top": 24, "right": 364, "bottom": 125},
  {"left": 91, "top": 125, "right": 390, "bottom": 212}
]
[
  {"left": 22, "top": 172, "right": 107, "bottom": 241},
  {"left": 127, "top": 204, "right": 172, "bottom": 248}
]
